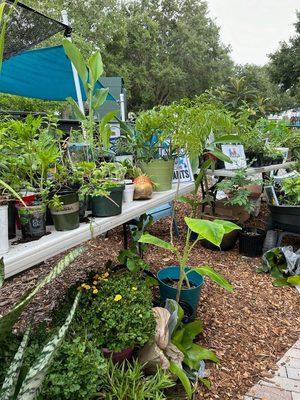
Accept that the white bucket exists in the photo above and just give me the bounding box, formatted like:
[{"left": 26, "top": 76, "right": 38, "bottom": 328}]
[
  {"left": 123, "top": 183, "right": 135, "bottom": 203},
  {"left": 0, "top": 205, "right": 9, "bottom": 255}
]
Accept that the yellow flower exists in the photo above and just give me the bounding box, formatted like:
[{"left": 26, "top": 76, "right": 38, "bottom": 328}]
[
  {"left": 114, "top": 294, "right": 122, "bottom": 302},
  {"left": 102, "top": 272, "right": 109, "bottom": 278},
  {"left": 139, "top": 314, "right": 143, "bottom": 318},
  {"left": 94, "top": 274, "right": 100, "bottom": 280},
  {"left": 132, "top": 287, "right": 138, "bottom": 291},
  {"left": 93, "top": 281, "right": 98, "bottom": 285},
  {"left": 84, "top": 284, "right": 91, "bottom": 290},
  {"left": 103, "top": 278, "right": 108, "bottom": 282},
  {"left": 93, "top": 288, "right": 98, "bottom": 294}
]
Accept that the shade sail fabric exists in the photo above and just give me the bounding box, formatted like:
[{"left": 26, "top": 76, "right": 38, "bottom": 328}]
[
  {"left": 0, "top": 45, "right": 114, "bottom": 102},
  {"left": 5, "top": 0, "right": 70, "bottom": 60}
]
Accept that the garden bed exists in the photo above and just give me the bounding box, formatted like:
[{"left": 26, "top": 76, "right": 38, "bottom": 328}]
[{"left": 0, "top": 202, "right": 299, "bottom": 399}]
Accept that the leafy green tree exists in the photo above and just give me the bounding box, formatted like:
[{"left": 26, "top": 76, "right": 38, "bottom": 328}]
[
  {"left": 234, "top": 64, "right": 297, "bottom": 111},
  {"left": 268, "top": 11, "right": 300, "bottom": 104},
  {"left": 23, "top": 0, "right": 233, "bottom": 111}
]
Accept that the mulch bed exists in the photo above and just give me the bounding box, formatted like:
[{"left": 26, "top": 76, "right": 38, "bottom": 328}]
[{"left": 0, "top": 202, "right": 299, "bottom": 399}]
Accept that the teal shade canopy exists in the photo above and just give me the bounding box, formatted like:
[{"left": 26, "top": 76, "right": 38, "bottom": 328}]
[{"left": 0, "top": 45, "right": 115, "bottom": 102}]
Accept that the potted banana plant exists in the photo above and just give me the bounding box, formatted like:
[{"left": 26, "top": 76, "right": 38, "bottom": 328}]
[{"left": 139, "top": 217, "right": 238, "bottom": 313}]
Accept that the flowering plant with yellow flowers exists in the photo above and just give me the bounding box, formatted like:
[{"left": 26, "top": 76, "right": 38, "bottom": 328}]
[{"left": 74, "top": 271, "right": 155, "bottom": 352}]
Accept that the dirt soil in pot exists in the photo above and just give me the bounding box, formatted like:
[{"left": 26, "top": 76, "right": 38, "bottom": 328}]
[{"left": 0, "top": 201, "right": 299, "bottom": 400}]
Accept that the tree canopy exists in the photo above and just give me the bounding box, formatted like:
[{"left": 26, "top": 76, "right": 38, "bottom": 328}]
[
  {"left": 268, "top": 11, "right": 300, "bottom": 104},
  {"left": 23, "top": 0, "right": 233, "bottom": 110}
]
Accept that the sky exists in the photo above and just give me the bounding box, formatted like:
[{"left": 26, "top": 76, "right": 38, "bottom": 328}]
[{"left": 206, "top": 0, "right": 299, "bottom": 65}]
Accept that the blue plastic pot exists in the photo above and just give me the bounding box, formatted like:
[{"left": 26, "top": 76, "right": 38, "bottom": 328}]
[{"left": 157, "top": 266, "right": 204, "bottom": 312}]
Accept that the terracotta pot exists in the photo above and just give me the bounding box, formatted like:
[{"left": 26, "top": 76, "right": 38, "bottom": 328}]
[{"left": 102, "top": 346, "right": 134, "bottom": 364}]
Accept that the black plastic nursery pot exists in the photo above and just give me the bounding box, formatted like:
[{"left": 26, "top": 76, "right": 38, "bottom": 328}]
[
  {"left": 157, "top": 266, "right": 204, "bottom": 314},
  {"left": 268, "top": 204, "right": 300, "bottom": 234},
  {"left": 18, "top": 204, "right": 46, "bottom": 239},
  {"left": 49, "top": 191, "right": 80, "bottom": 231},
  {"left": 8, "top": 200, "right": 16, "bottom": 239},
  {"left": 199, "top": 215, "right": 240, "bottom": 251},
  {"left": 91, "top": 185, "right": 124, "bottom": 217},
  {"left": 245, "top": 151, "right": 263, "bottom": 167},
  {"left": 239, "top": 227, "right": 266, "bottom": 257}
]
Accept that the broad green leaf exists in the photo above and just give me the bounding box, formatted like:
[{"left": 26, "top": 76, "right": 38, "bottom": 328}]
[
  {"left": 185, "top": 217, "right": 225, "bottom": 247},
  {"left": 169, "top": 361, "right": 192, "bottom": 399},
  {"left": 100, "top": 109, "right": 119, "bottom": 126},
  {"left": 0, "top": 257, "right": 4, "bottom": 287},
  {"left": 0, "top": 328, "right": 30, "bottom": 400},
  {"left": 88, "top": 51, "right": 103, "bottom": 86},
  {"left": 181, "top": 320, "right": 204, "bottom": 347},
  {"left": 0, "top": 179, "right": 26, "bottom": 206},
  {"left": 199, "top": 377, "right": 212, "bottom": 389},
  {"left": 287, "top": 275, "right": 300, "bottom": 285},
  {"left": 91, "top": 88, "right": 109, "bottom": 110},
  {"left": 184, "top": 343, "right": 219, "bottom": 370},
  {"left": 66, "top": 97, "right": 86, "bottom": 122},
  {"left": 214, "top": 134, "right": 241, "bottom": 144},
  {"left": 192, "top": 266, "right": 233, "bottom": 292},
  {"left": 213, "top": 219, "right": 241, "bottom": 234},
  {"left": 63, "top": 39, "right": 88, "bottom": 86},
  {"left": 127, "top": 258, "right": 140, "bottom": 273},
  {"left": 17, "top": 293, "right": 80, "bottom": 400},
  {"left": 0, "top": 247, "right": 85, "bottom": 342},
  {"left": 139, "top": 233, "right": 177, "bottom": 253},
  {"left": 273, "top": 277, "right": 289, "bottom": 286},
  {"left": 177, "top": 196, "right": 195, "bottom": 207},
  {"left": 208, "top": 148, "right": 232, "bottom": 163}
]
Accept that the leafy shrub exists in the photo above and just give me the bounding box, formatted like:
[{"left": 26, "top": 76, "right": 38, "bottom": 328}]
[
  {"left": 101, "top": 359, "right": 174, "bottom": 399},
  {"left": 281, "top": 175, "right": 300, "bottom": 205},
  {"left": 38, "top": 336, "right": 106, "bottom": 400},
  {"left": 75, "top": 271, "right": 156, "bottom": 352}
]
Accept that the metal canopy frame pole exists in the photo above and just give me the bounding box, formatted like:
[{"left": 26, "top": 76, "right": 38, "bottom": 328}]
[{"left": 61, "top": 10, "right": 85, "bottom": 115}]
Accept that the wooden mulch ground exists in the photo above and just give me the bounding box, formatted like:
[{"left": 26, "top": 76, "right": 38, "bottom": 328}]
[{"left": 0, "top": 203, "right": 299, "bottom": 399}]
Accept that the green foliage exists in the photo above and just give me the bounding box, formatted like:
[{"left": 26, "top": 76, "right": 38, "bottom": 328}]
[
  {"left": 118, "top": 214, "right": 153, "bottom": 274},
  {"left": 75, "top": 271, "right": 155, "bottom": 352},
  {"left": 135, "top": 102, "right": 235, "bottom": 162},
  {"left": 139, "top": 217, "right": 237, "bottom": 301},
  {"left": 25, "top": 0, "right": 233, "bottom": 111},
  {"left": 258, "top": 247, "right": 300, "bottom": 286},
  {"left": 0, "top": 247, "right": 85, "bottom": 343},
  {"left": 0, "top": 294, "right": 80, "bottom": 400},
  {"left": 281, "top": 175, "right": 300, "bottom": 205},
  {"left": 169, "top": 361, "right": 192, "bottom": 399},
  {"left": 268, "top": 11, "right": 300, "bottom": 104},
  {"left": 38, "top": 337, "right": 107, "bottom": 400},
  {"left": 76, "top": 161, "right": 126, "bottom": 198},
  {"left": 101, "top": 359, "right": 174, "bottom": 399},
  {"left": 216, "top": 168, "right": 261, "bottom": 212}
]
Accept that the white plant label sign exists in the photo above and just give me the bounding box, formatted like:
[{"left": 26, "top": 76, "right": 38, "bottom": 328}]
[{"left": 221, "top": 144, "right": 247, "bottom": 170}]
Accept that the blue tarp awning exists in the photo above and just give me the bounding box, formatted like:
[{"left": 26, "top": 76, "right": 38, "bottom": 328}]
[{"left": 0, "top": 45, "right": 114, "bottom": 102}]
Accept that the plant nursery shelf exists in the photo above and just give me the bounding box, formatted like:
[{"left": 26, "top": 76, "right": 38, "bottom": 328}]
[
  {"left": 3, "top": 182, "right": 194, "bottom": 278},
  {"left": 206, "top": 162, "right": 295, "bottom": 177}
]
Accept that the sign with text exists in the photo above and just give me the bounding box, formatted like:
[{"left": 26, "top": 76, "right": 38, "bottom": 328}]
[{"left": 173, "top": 156, "right": 194, "bottom": 183}]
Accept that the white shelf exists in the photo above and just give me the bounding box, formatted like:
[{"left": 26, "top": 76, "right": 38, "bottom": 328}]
[
  {"left": 206, "top": 162, "right": 295, "bottom": 178},
  {"left": 4, "top": 182, "right": 194, "bottom": 278}
]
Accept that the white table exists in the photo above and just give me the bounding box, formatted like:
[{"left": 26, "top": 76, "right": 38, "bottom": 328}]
[
  {"left": 4, "top": 182, "right": 194, "bottom": 278},
  {"left": 206, "top": 162, "right": 295, "bottom": 178}
]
